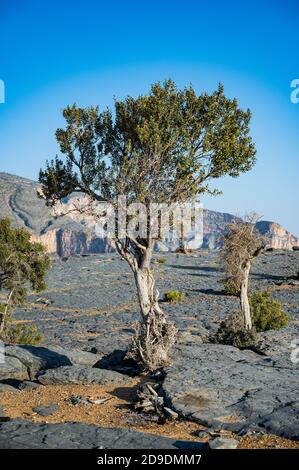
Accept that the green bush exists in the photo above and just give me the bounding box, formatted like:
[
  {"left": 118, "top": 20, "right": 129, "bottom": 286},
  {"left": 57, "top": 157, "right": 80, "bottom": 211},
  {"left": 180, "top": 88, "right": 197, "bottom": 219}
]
[
  {"left": 4, "top": 323, "right": 43, "bottom": 345},
  {"left": 224, "top": 281, "right": 239, "bottom": 297},
  {"left": 250, "top": 291, "right": 289, "bottom": 332},
  {"left": 157, "top": 257, "right": 167, "bottom": 265},
  {"left": 213, "top": 311, "right": 259, "bottom": 348},
  {"left": 164, "top": 290, "right": 185, "bottom": 303}
]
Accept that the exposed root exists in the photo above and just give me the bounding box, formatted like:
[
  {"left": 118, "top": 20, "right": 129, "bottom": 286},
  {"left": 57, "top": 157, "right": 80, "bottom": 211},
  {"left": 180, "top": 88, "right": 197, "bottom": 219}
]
[{"left": 127, "top": 315, "right": 177, "bottom": 372}]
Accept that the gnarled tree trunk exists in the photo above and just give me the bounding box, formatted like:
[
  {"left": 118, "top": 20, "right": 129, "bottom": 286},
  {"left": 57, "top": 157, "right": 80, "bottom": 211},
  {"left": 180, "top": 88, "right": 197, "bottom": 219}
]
[
  {"left": 240, "top": 260, "right": 252, "bottom": 330},
  {"left": 116, "top": 239, "right": 176, "bottom": 371},
  {"left": 131, "top": 265, "right": 177, "bottom": 371},
  {"left": 134, "top": 267, "right": 164, "bottom": 321}
]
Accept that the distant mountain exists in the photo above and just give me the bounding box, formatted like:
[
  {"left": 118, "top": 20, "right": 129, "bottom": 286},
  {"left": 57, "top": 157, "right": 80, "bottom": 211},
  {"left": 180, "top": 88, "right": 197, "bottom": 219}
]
[{"left": 0, "top": 172, "right": 298, "bottom": 256}]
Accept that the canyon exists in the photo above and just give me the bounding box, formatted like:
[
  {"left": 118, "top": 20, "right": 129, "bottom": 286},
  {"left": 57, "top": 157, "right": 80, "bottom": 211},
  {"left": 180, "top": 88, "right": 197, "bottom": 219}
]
[{"left": 0, "top": 172, "right": 298, "bottom": 257}]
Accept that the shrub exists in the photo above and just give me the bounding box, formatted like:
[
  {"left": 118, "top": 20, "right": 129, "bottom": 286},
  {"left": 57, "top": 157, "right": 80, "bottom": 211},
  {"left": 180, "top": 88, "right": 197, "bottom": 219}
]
[
  {"left": 224, "top": 280, "right": 239, "bottom": 296},
  {"left": 0, "top": 218, "right": 50, "bottom": 340},
  {"left": 3, "top": 323, "right": 43, "bottom": 345},
  {"left": 250, "top": 291, "right": 289, "bottom": 332},
  {"left": 213, "top": 311, "right": 259, "bottom": 348},
  {"left": 157, "top": 257, "right": 167, "bottom": 265},
  {"left": 164, "top": 290, "right": 185, "bottom": 303}
]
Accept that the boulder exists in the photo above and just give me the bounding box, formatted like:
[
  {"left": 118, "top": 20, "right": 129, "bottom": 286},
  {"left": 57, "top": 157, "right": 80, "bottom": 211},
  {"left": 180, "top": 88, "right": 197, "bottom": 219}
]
[
  {"left": 32, "top": 404, "right": 59, "bottom": 417},
  {"left": 0, "top": 356, "right": 29, "bottom": 381},
  {"left": 49, "top": 345, "right": 100, "bottom": 367},
  {"left": 4, "top": 344, "right": 100, "bottom": 379},
  {"left": 4, "top": 345, "right": 72, "bottom": 379},
  {"left": 37, "top": 366, "right": 128, "bottom": 385}
]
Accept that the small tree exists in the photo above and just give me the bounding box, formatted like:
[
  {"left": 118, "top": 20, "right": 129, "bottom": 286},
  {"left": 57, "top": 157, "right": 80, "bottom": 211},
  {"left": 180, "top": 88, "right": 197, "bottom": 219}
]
[
  {"left": 0, "top": 218, "right": 51, "bottom": 340},
  {"left": 223, "top": 216, "right": 264, "bottom": 330},
  {"left": 39, "top": 80, "right": 256, "bottom": 370}
]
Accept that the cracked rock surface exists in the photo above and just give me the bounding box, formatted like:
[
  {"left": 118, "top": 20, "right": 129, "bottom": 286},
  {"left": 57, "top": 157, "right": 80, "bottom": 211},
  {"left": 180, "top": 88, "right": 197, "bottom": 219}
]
[
  {"left": 162, "top": 343, "right": 299, "bottom": 439},
  {"left": 0, "top": 420, "right": 205, "bottom": 449}
]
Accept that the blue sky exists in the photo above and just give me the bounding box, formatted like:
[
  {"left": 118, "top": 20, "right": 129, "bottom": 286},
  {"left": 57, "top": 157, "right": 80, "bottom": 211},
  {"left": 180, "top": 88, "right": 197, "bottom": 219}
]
[{"left": 0, "top": 0, "right": 298, "bottom": 234}]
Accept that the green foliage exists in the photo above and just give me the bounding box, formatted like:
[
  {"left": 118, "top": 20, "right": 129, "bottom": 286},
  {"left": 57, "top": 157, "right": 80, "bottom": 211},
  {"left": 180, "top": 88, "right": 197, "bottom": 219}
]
[
  {"left": 38, "top": 80, "right": 257, "bottom": 370},
  {"left": 250, "top": 291, "right": 289, "bottom": 332},
  {"left": 164, "top": 290, "right": 185, "bottom": 303},
  {"left": 157, "top": 257, "right": 167, "bottom": 264},
  {"left": 0, "top": 218, "right": 51, "bottom": 299},
  {"left": 39, "top": 80, "right": 256, "bottom": 210},
  {"left": 224, "top": 280, "right": 239, "bottom": 296},
  {"left": 4, "top": 323, "right": 43, "bottom": 345},
  {"left": 0, "top": 217, "right": 51, "bottom": 339},
  {"left": 214, "top": 311, "right": 259, "bottom": 348}
]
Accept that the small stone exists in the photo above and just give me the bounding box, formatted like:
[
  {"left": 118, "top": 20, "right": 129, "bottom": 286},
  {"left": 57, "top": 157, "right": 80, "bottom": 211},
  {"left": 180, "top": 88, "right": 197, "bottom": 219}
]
[
  {"left": 18, "top": 381, "right": 40, "bottom": 391},
  {"left": 196, "top": 430, "right": 211, "bottom": 438},
  {"left": 208, "top": 437, "right": 239, "bottom": 449},
  {"left": 32, "top": 404, "right": 59, "bottom": 417},
  {"left": 164, "top": 407, "right": 178, "bottom": 419},
  {"left": 67, "top": 395, "right": 90, "bottom": 406}
]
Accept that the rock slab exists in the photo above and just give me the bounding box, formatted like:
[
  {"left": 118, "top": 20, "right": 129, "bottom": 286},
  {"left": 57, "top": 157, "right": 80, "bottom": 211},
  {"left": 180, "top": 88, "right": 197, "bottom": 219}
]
[
  {"left": 162, "top": 343, "right": 299, "bottom": 440},
  {"left": 37, "top": 366, "right": 127, "bottom": 385},
  {"left": 0, "top": 420, "right": 205, "bottom": 449}
]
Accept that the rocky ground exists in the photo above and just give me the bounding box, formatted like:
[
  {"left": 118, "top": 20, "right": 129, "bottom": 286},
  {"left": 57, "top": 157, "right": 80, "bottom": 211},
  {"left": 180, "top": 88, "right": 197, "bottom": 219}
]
[{"left": 0, "top": 249, "right": 298, "bottom": 448}]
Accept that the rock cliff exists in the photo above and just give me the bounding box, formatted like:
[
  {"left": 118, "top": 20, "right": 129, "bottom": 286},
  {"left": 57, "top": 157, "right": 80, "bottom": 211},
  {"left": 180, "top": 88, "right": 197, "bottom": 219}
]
[{"left": 0, "top": 172, "right": 298, "bottom": 255}]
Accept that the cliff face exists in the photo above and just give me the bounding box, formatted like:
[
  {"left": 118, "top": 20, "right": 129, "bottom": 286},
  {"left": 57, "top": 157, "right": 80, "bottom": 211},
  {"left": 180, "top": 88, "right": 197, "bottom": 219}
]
[
  {"left": 255, "top": 221, "right": 299, "bottom": 250},
  {"left": 0, "top": 172, "right": 298, "bottom": 256}
]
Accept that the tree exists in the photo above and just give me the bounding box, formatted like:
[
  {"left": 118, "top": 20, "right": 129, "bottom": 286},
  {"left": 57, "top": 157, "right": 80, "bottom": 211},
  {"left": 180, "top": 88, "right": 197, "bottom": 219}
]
[
  {"left": 39, "top": 80, "right": 256, "bottom": 370},
  {"left": 223, "top": 216, "right": 264, "bottom": 329},
  {"left": 0, "top": 218, "right": 51, "bottom": 339}
]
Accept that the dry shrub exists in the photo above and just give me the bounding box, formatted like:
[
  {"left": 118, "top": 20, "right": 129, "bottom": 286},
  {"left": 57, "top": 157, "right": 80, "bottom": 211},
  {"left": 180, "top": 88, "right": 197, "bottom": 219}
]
[{"left": 213, "top": 311, "right": 259, "bottom": 348}]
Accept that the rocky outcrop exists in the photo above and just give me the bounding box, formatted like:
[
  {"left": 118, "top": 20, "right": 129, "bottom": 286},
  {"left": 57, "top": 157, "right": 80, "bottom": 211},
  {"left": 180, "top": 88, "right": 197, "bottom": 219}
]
[
  {"left": 1, "top": 344, "right": 101, "bottom": 381},
  {"left": 0, "top": 420, "right": 203, "bottom": 449},
  {"left": 256, "top": 221, "right": 299, "bottom": 250},
  {"left": 162, "top": 343, "right": 299, "bottom": 440},
  {"left": 0, "top": 172, "right": 298, "bottom": 255},
  {"left": 37, "top": 365, "right": 128, "bottom": 385}
]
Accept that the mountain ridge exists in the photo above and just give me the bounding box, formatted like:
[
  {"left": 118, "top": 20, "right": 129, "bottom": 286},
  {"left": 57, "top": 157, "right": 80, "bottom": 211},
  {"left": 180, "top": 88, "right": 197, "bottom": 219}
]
[{"left": 0, "top": 172, "right": 298, "bottom": 255}]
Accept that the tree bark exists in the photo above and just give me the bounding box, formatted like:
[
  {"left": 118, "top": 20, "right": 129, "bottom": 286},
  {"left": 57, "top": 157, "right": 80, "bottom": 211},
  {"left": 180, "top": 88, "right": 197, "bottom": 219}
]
[
  {"left": 134, "top": 267, "right": 164, "bottom": 322},
  {"left": 240, "top": 260, "right": 252, "bottom": 330},
  {"left": 115, "top": 238, "right": 176, "bottom": 370},
  {"left": 0, "top": 288, "right": 14, "bottom": 336}
]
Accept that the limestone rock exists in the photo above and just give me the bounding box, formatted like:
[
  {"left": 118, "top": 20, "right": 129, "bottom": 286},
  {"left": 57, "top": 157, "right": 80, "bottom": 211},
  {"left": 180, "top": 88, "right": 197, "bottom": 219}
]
[
  {"left": 0, "top": 420, "right": 204, "bottom": 449},
  {"left": 0, "top": 356, "right": 29, "bottom": 381},
  {"left": 208, "top": 437, "right": 239, "bottom": 449},
  {"left": 32, "top": 404, "right": 59, "bottom": 417},
  {"left": 162, "top": 343, "right": 299, "bottom": 440},
  {"left": 4, "top": 344, "right": 100, "bottom": 379},
  {"left": 37, "top": 366, "right": 127, "bottom": 385}
]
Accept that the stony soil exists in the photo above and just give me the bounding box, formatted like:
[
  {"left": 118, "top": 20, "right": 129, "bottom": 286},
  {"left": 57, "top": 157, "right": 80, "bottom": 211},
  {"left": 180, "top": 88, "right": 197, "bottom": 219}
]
[
  {"left": 10, "top": 249, "right": 299, "bottom": 353},
  {"left": 1, "top": 249, "right": 298, "bottom": 448},
  {"left": 1, "top": 382, "right": 298, "bottom": 449}
]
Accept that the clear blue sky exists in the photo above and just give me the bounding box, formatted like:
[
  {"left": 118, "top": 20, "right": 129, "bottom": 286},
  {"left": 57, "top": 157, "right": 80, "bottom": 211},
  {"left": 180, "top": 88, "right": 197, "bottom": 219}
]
[{"left": 0, "top": 0, "right": 298, "bottom": 234}]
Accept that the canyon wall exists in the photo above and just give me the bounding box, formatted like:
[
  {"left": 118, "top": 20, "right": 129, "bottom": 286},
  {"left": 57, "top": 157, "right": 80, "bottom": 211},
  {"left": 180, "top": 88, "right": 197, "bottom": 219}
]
[{"left": 1, "top": 172, "right": 298, "bottom": 256}]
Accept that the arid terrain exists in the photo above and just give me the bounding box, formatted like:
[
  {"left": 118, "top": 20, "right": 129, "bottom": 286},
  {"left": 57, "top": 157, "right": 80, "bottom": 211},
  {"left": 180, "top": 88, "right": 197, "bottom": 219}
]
[{"left": 0, "top": 249, "right": 298, "bottom": 448}]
